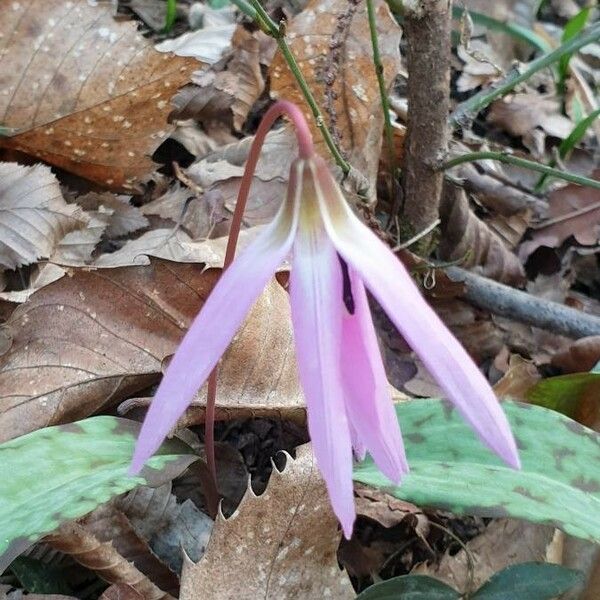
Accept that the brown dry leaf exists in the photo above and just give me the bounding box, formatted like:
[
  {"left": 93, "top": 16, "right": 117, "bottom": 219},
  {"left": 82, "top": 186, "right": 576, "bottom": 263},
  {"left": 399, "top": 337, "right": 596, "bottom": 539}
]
[
  {"left": 552, "top": 336, "right": 600, "bottom": 373},
  {"left": 0, "top": 162, "right": 86, "bottom": 269},
  {"left": 456, "top": 41, "right": 503, "bottom": 93},
  {"left": 0, "top": 0, "right": 197, "bottom": 190},
  {"left": 180, "top": 444, "right": 354, "bottom": 600},
  {"left": 270, "top": 0, "right": 402, "bottom": 192},
  {"left": 0, "top": 263, "right": 66, "bottom": 304},
  {"left": 488, "top": 92, "right": 573, "bottom": 155},
  {"left": 186, "top": 127, "right": 297, "bottom": 231},
  {"left": 77, "top": 193, "right": 149, "bottom": 239},
  {"left": 439, "top": 182, "right": 526, "bottom": 286},
  {"left": 45, "top": 521, "right": 173, "bottom": 600},
  {"left": 118, "top": 484, "right": 214, "bottom": 572},
  {"left": 126, "top": 278, "right": 305, "bottom": 425},
  {"left": 171, "top": 26, "right": 265, "bottom": 132},
  {"left": 354, "top": 484, "right": 428, "bottom": 533},
  {"left": 0, "top": 586, "right": 77, "bottom": 600},
  {"left": 82, "top": 506, "right": 179, "bottom": 595},
  {"left": 0, "top": 260, "right": 213, "bottom": 442},
  {"left": 99, "top": 585, "right": 143, "bottom": 600},
  {"left": 521, "top": 174, "right": 600, "bottom": 259},
  {"left": 93, "top": 227, "right": 263, "bottom": 268},
  {"left": 51, "top": 213, "right": 109, "bottom": 265},
  {"left": 493, "top": 354, "right": 540, "bottom": 401},
  {"left": 413, "top": 519, "right": 559, "bottom": 592}
]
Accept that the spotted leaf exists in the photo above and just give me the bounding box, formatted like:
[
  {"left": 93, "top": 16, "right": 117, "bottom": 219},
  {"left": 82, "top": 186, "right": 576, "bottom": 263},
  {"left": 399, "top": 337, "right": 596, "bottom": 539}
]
[
  {"left": 0, "top": 416, "right": 198, "bottom": 572},
  {"left": 354, "top": 400, "right": 600, "bottom": 542}
]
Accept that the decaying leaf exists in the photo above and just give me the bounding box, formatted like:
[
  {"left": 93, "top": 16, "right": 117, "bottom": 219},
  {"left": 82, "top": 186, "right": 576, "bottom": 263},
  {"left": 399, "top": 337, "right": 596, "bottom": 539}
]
[
  {"left": 0, "top": 163, "right": 85, "bottom": 270},
  {"left": 413, "top": 519, "right": 559, "bottom": 592},
  {"left": 119, "top": 481, "right": 214, "bottom": 574},
  {"left": 156, "top": 5, "right": 236, "bottom": 64},
  {"left": 0, "top": 261, "right": 215, "bottom": 442},
  {"left": 45, "top": 521, "right": 173, "bottom": 600},
  {"left": 170, "top": 278, "right": 304, "bottom": 425},
  {"left": 77, "top": 193, "right": 149, "bottom": 239},
  {"left": 180, "top": 444, "right": 354, "bottom": 599},
  {"left": 171, "top": 26, "right": 265, "bottom": 132},
  {"left": 269, "top": 0, "right": 402, "bottom": 194},
  {"left": 0, "top": 586, "right": 76, "bottom": 600},
  {"left": 99, "top": 585, "right": 143, "bottom": 600},
  {"left": 0, "top": 264, "right": 66, "bottom": 304},
  {"left": 186, "top": 127, "right": 297, "bottom": 230},
  {"left": 552, "top": 336, "right": 600, "bottom": 374},
  {"left": 521, "top": 174, "right": 600, "bottom": 259},
  {"left": 0, "top": 0, "right": 197, "bottom": 190},
  {"left": 93, "top": 227, "right": 262, "bottom": 268},
  {"left": 82, "top": 506, "right": 179, "bottom": 595},
  {"left": 493, "top": 354, "right": 540, "bottom": 402},
  {"left": 439, "top": 181, "right": 526, "bottom": 286},
  {"left": 488, "top": 92, "right": 574, "bottom": 155}
]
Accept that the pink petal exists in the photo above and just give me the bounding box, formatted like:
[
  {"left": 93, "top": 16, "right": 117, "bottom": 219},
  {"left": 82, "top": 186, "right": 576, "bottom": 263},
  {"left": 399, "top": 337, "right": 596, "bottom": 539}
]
[
  {"left": 312, "top": 157, "right": 520, "bottom": 470},
  {"left": 289, "top": 164, "right": 355, "bottom": 537},
  {"left": 341, "top": 267, "right": 408, "bottom": 482},
  {"left": 130, "top": 168, "right": 300, "bottom": 474}
]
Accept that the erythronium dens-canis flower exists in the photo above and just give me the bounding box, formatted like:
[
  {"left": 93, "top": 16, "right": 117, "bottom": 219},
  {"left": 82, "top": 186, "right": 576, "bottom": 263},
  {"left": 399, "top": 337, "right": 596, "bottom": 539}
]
[{"left": 130, "top": 101, "right": 520, "bottom": 537}]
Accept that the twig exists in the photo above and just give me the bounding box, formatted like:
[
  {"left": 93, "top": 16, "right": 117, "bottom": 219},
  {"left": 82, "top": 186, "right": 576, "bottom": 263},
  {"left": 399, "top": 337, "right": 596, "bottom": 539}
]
[
  {"left": 400, "top": 0, "right": 452, "bottom": 251},
  {"left": 450, "top": 22, "right": 600, "bottom": 127},
  {"left": 443, "top": 151, "right": 600, "bottom": 190},
  {"left": 392, "top": 218, "right": 440, "bottom": 250},
  {"left": 446, "top": 266, "right": 600, "bottom": 339},
  {"left": 247, "top": 0, "right": 351, "bottom": 174},
  {"left": 531, "top": 200, "right": 600, "bottom": 230},
  {"left": 366, "top": 0, "right": 398, "bottom": 208}
]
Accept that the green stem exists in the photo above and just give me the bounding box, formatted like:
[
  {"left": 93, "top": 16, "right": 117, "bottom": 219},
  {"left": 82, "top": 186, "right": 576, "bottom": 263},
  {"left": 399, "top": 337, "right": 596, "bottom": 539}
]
[
  {"left": 450, "top": 22, "right": 600, "bottom": 127},
  {"left": 442, "top": 151, "right": 600, "bottom": 190},
  {"left": 367, "top": 0, "right": 397, "bottom": 207},
  {"left": 248, "top": 0, "right": 350, "bottom": 174}
]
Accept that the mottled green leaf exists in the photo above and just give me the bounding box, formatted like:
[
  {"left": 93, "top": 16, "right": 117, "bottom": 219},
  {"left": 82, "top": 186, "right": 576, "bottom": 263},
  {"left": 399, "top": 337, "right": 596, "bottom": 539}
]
[
  {"left": 0, "top": 416, "right": 198, "bottom": 572},
  {"left": 527, "top": 373, "right": 600, "bottom": 418},
  {"left": 356, "top": 575, "right": 460, "bottom": 599},
  {"left": 472, "top": 562, "right": 583, "bottom": 599},
  {"left": 354, "top": 400, "right": 600, "bottom": 542}
]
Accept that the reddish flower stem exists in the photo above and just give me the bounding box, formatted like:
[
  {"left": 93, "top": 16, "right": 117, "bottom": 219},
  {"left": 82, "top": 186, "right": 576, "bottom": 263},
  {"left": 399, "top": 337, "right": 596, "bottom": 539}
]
[{"left": 204, "top": 101, "right": 314, "bottom": 514}]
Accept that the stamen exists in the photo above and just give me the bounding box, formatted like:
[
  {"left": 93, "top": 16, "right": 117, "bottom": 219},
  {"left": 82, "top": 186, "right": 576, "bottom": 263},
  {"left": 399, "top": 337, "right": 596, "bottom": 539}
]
[{"left": 338, "top": 255, "right": 355, "bottom": 315}]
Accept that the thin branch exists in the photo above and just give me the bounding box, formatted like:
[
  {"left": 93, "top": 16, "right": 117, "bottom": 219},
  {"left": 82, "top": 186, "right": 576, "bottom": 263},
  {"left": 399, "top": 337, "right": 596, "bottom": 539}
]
[
  {"left": 442, "top": 151, "right": 600, "bottom": 190},
  {"left": 450, "top": 22, "right": 600, "bottom": 127},
  {"left": 447, "top": 266, "right": 600, "bottom": 339},
  {"left": 248, "top": 0, "right": 351, "bottom": 174}
]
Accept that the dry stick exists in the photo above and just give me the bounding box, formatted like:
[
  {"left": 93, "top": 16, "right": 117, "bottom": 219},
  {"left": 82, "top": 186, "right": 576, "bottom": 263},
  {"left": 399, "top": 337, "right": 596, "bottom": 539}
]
[
  {"left": 400, "top": 0, "right": 451, "bottom": 250},
  {"left": 446, "top": 266, "right": 600, "bottom": 339},
  {"left": 203, "top": 101, "right": 313, "bottom": 515}
]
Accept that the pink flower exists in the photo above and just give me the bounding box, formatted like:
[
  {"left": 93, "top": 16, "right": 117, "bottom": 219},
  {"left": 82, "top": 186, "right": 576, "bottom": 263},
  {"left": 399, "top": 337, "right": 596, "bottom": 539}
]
[{"left": 130, "top": 101, "right": 519, "bottom": 538}]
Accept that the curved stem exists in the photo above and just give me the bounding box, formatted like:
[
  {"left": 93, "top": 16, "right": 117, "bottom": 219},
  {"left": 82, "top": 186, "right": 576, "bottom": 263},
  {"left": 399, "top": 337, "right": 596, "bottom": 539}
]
[
  {"left": 442, "top": 151, "right": 600, "bottom": 190},
  {"left": 204, "top": 100, "right": 314, "bottom": 508}
]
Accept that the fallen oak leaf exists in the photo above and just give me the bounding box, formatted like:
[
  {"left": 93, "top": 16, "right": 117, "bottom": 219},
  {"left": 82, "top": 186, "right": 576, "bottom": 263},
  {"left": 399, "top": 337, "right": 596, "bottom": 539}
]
[
  {"left": 0, "top": 0, "right": 197, "bottom": 191},
  {"left": 179, "top": 444, "right": 354, "bottom": 600}
]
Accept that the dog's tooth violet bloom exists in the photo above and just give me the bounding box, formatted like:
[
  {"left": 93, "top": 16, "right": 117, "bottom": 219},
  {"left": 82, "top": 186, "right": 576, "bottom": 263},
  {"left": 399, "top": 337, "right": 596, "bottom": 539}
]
[{"left": 130, "top": 101, "right": 520, "bottom": 537}]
